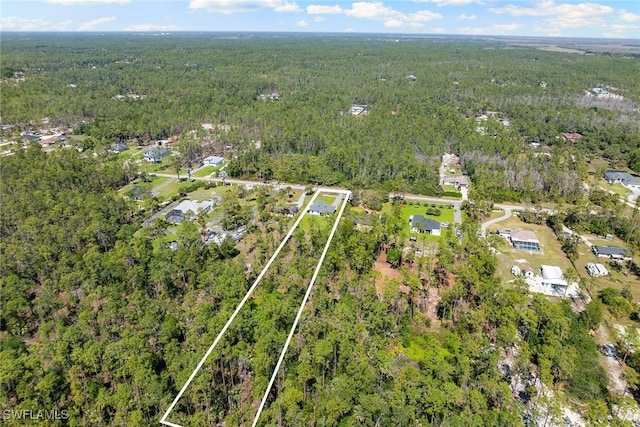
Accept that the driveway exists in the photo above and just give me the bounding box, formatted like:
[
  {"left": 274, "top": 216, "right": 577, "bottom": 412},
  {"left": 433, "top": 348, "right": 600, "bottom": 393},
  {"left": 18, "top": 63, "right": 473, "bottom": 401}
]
[{"left": 480, "top": 208, "right": 512, "bottom": 233}]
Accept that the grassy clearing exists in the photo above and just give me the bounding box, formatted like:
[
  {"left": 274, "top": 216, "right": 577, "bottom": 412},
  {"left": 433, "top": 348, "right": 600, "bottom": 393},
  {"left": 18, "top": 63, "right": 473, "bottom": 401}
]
[
  {"left": 186, "top": 186, "right": 226, "bottom": 200},
  {"left": 118, "top": 176, "right": 169, "bottom": 196},
  {"left": 156, "top": 166, "right": 190, "bottom": 176},
  {"left": 573, "top": 238, "right": 640, "bottom": 301},
  {"left": 193, "top": 166, "right": 217, "bottom": 177},
  {"left": 155, "top": 180, "right": 201, "bottom": 199},
  {"left": 596, "top": 179, "right": 632, "bottom": 198},
  {"left": 401, "top": 203, "right": 455, "bottom": 225},
  {"left": 299, "top": 213, "right": 332, "bottom": 233},
  {"left": 488, "top": 216, "right": 575, "bottom": 284}
]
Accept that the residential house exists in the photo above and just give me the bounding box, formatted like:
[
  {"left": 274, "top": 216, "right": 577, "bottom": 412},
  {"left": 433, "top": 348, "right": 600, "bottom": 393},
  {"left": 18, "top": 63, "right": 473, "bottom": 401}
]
[
  {"left": 409, "top": 215, "right": 441, "bottom": 236},
  {"left": 39, "top": 135, "right": 59, "bottom": 147},
  {"left": 144, "top": 147, "right": 171, "bottom": 163},
  {"left": 540, "top": 265, "right": 568, "bottom": 293},
  {"left": 592, "top": 245, "right": 631, "bottom": 261},
  {"left": 165, "top": 199, "right": 213, "bottom": 224},
  {"left": 203, "top": 156, "right": 225, "bottom": 167},
  {"left": 308, "top": 200, "right": 336, "bottom": 216},
  {"left": 442, "top": 175, "right": 470, "bottom": 189},
  {"left": 274, "top": 206, "right": 299, "bottom": 217},
  {"left": 109, "top": 143, "right": 129, "bottom": 154},
  {"left": 500, "top": 229, "right": 541, "bottom": 251},
  {"left": 603, "top": 170, "right": 640, "bottom": 189}
]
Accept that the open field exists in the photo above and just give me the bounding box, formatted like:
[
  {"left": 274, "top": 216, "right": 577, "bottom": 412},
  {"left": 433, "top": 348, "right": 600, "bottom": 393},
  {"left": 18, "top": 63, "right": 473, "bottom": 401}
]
[
  {"left": 118, "top": 175, "right": 169, "bottom": 197},
  {"left": 487, "top": 216, "right": 575, "bottom": 284},
  {"left": 401, "top": 203, "right": 455, "bottom": 226},
  {"left": 595, "top": 178, "right": 632, "bottom": 198},
  {"left": 154, "top": 180, "right": 203, "bottom": 199},
  {"left": 573, "top": 239, "right": 640, "bottom": 301},
  {"left": 192, "top": 166, "right": 218, "bottom": 177}
]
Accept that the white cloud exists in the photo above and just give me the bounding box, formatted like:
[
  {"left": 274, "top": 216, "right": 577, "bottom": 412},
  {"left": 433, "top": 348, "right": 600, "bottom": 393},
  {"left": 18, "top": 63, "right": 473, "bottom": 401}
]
[
  {"left": 345, "top": 2, "right": 392, "bottom": 19},
  {"left": 0, "top": 16, "right": 71, "bottom": 30},
  {"left": 48, "top": 0, "right": 130, "bottom": 4},
  {"left": 313, "top": 16, "right": 325, "bottom": 22},
  {"left": 296, "top": 19, "right": 308, "bottom": 27},
  {"left": 490, "top": 1, "right": 614, "bottom": 19},
  {"left": 490, "top": 1, "right": 617, "bottom": 31},
  {"left": 307, "top": 1, "right": 442, "bottom": 28},
  {"left": 306, "top": 5, "right": 344, "bottom": 14},
  {"left": 619, "top": 11, "right": 640, "bottom": 23},
  {"left": 124, "top": 24, "right": 180, "bottom": 31},
  {"left": 78, "top": 16, "right": 116, "bottom": 30},
  {"left": 458, "top": 13, "right": 476, "bottom": 20},
  {"left": 189, "top": 0, "right": 300, "bottom": 13},
  {"left": 415, "top": 0, "right": 482, "bottom": 5}
]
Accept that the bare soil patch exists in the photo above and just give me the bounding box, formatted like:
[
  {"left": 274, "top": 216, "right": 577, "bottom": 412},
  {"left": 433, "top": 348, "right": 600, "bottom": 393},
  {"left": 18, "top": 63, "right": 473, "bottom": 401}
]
[{"left": 372, "top": 251, "right": 401, "bottom": 297}]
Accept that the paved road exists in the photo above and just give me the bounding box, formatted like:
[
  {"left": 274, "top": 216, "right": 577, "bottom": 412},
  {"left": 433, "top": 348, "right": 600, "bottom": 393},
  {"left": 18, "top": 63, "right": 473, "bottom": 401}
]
[
  {"left": 480, "top": 207, "right": 513, "bottom": 232},
  {"left": 149, "top": 172, "right": 532, "bottom": 226}
]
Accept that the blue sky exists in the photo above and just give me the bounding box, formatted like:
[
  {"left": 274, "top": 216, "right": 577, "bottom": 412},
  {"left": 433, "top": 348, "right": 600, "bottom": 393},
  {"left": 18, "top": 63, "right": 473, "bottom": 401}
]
[{"left": 1, "top": 1, "right": 639, "bottom": 38}]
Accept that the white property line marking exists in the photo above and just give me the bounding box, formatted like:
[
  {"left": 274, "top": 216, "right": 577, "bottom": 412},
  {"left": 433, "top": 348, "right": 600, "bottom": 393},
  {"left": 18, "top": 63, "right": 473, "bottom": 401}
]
[
  {"left": 160, "top": 191, "right": 322, "bottom": 426},
  {"left": 252, "top": 189, "right": 350, "bottom": 427}
]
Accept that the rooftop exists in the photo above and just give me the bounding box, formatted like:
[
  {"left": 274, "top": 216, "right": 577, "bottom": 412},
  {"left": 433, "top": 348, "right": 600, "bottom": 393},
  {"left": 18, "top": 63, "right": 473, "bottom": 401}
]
[
  {"left": 510, "top": 229, "right": 539, "bottom": 243},
  {"left": 541, "top": 265, "right": 564, "bottom": 280},
  {"left": 593, "top": 245, "right": 626, "bottom": 256},
  {"left": 410, "top": 215, "right": 441, "bottom": 231},
  {"left": 309, "top": 200, "right": 336, "bottom": 214},
  {"left": 174, "top": 199, "right": 213, "bottom": 214}
]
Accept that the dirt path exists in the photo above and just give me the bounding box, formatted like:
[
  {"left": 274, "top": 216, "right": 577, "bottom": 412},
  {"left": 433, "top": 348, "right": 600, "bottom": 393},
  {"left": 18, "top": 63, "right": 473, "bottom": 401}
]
[{"left": 595, "top": 325, "right": 627, "bottom": 396}]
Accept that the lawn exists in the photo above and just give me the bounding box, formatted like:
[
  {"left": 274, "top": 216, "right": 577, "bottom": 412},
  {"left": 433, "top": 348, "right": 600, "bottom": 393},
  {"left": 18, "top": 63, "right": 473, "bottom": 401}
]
[
  {"left": 573, "top": 239, "right": 640, "bottom": 302},
  {"left": 155, "top": 180, "right": 201, "bottom": 199},
  {"left": 138, "top": 161, "right": 174, "bottom": 174},
  {"left": 401, "top": 203, "right": 455, "bottom": 225},
  {"left": 118, "top": 176, "right": 169, "bottom": 197},
  {"left": 155, "top": 165, "right": 190, "bottom": 177},
  {"left": 596, "top": 179, "right": 632, "bottom": 198},
  {"left": 299, "top": 213, "right": 332, "bottom": 233},
  {"left": 192, "top": 166, "right": 218, "bottom": 177},
  {"left": 487, "top": 216, "right": 576, "bottom": 284},
  {"left": 186, "top": 186, "right": 227, "bottom": 200}
]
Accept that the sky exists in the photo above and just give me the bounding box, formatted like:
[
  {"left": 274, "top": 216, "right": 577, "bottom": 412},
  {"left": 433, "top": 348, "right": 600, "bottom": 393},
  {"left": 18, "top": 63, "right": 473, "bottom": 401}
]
[{"left": 1, "top": 0, "right": 639, "bottom": 39}]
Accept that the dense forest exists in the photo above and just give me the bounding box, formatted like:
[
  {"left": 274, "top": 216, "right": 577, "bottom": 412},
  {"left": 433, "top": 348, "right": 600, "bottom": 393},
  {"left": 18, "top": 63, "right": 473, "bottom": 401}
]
[
  {"left": 0, "top": 147, "right": 633, "bottom": 426},
  {"left": 2, "top": 33, "right": 639, "bottom": 201}
]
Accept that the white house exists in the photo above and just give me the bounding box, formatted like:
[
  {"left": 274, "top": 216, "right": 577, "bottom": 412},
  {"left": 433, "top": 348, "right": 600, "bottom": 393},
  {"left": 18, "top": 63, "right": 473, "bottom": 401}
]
[
  {"left": 204, "top": 156, "right": 225, "bottom": 167},
  {"left": 540, "top": 265, "right": 568, "bottom": 293}
]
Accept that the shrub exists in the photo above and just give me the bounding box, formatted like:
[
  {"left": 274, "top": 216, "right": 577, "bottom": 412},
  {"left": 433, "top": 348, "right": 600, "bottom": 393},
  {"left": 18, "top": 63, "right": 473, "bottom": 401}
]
[{"left": 425, "top": 207, "right": 441, "bottom": 217}]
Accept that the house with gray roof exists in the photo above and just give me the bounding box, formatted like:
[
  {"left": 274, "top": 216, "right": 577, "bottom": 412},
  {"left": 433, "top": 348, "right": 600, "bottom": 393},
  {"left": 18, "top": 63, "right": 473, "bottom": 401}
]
[
  {"left": 204, "top": 156, "right": 225, "bottom": 167},
  {"left": 308, "top": 200, "right": 336, "bottom": 216},
  {"left": 410, "top": 215, "right": 441, "bottom": 236},
  {"left": 592, "top": 245, "right": 631, "bottom": 261},
  {"left": 144, "top": 147, "right": 171, "bottom": 163},
  {"left": 109, "top": 143, "right": 129, "bottom": 153},
  {"left": 603, "top": 170, "right": 640, "bottom": 189}
]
